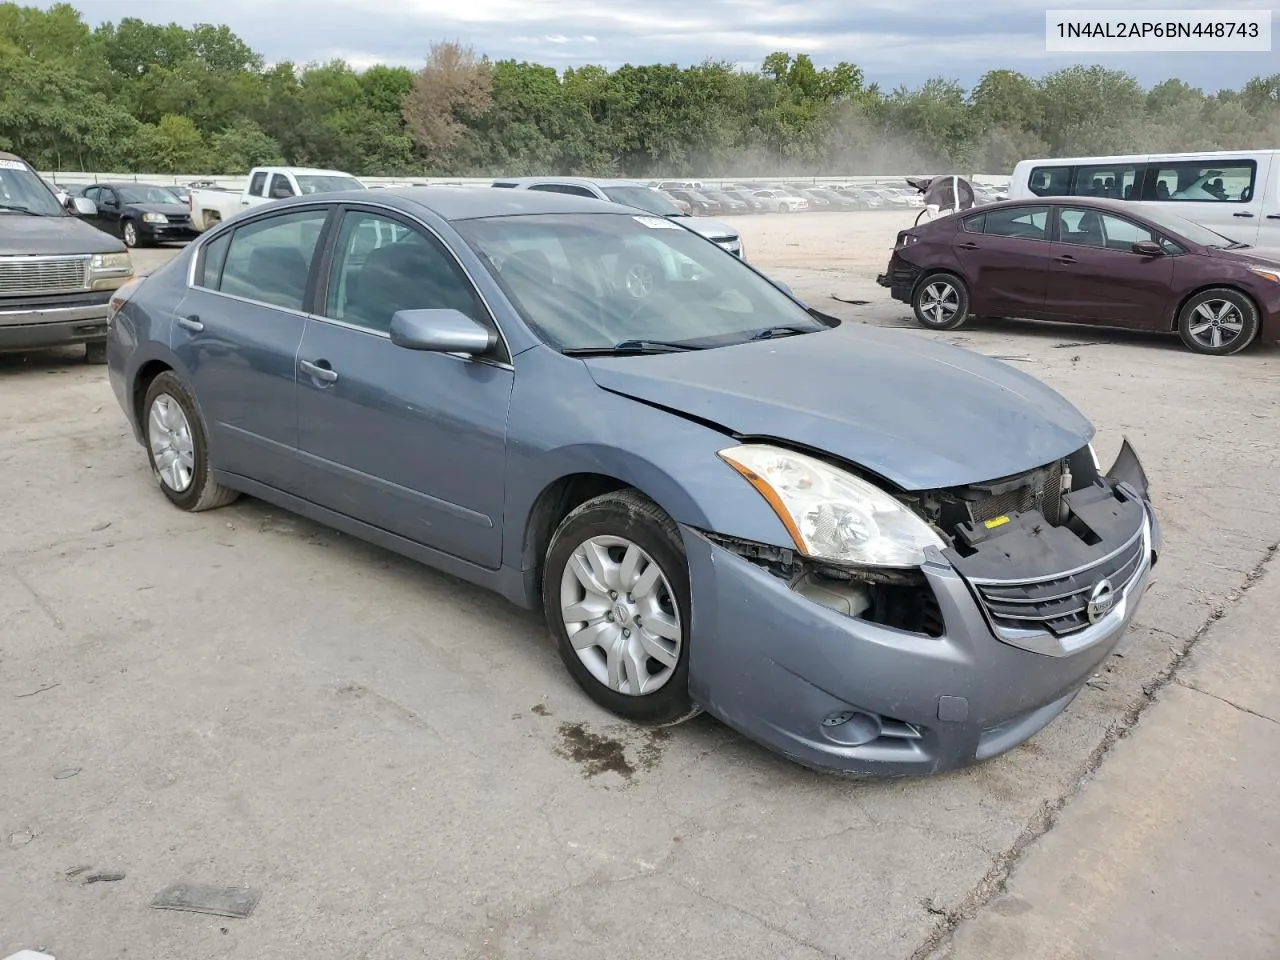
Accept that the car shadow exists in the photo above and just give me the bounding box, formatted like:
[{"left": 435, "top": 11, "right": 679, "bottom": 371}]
[{"left": 0, "top": 346, "right": 91, "bottom": 374}]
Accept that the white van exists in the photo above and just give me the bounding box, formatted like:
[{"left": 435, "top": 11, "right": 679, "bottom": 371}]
[{"left": 1009, "top": 150, "right": 1280, "bottom": 247}]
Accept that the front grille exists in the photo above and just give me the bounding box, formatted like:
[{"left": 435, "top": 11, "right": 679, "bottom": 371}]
[
  {"left": 971, "top": 525, "right": 1145, "bottom": 637},
  {"left": 0, "top": 255, "right": 90, "bottom": 296}
]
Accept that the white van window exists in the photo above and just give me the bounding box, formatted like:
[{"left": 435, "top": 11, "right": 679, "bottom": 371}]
[
  {"left": 1071, "top": 163, "right": 1143, "bottom": 200},
  {"left": 1028, "top": 166, "right": 1071, "bottom": 197},
  {"left": 1148, "top": 160, "right": 1256, "bottom": 203}
]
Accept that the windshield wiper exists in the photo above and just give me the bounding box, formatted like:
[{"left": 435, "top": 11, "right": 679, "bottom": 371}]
[
  {"left": 561, "top": 339, "right": 705, "bottom": 356},
  {"left": 0, "top": 203, "right": 42, "bottom": 215},
  {"left": 747, "top": 325, "right": 813, "bottom": 341}
]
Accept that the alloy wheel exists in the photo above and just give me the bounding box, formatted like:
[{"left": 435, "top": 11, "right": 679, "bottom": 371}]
[
  {"left": 147, "top": 393, "right": 195, "bottom": 492},
  {"left": 919, "top": 280, "right": 960, "bottom": 324},
  {"left": 1187, "top": 299, "right": 1244, "bottom": 350}
]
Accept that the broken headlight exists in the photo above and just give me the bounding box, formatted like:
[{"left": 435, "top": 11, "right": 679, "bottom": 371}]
[{"left": 718, "top": 444, "right": 945, "bottom": 568}]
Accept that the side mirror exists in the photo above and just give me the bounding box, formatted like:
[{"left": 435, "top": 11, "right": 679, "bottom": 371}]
[
  {"left": 71, "top": 197, "right": 97, "bottom": 216},
  {"left": 390, "top": 309, "right": 495, "bottom": 356},
  {"left": 1132, "top": 240, "right": 1163, "bottom": 256}
]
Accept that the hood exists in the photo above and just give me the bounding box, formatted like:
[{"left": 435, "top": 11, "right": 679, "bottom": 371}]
[
  {"left": 129, "top": 202, "right": 190, "bottom": 217},
  {"left": 0, "top": 214, "right": 126, "bottom": 256},
  {"left": 582, "top": 324, "right": 1094, "bottom": 491},
  {"left": 1208, "top": 245, "right": 1280, "bottom": 269},
  {"left": 676, "top": 216, "right": 738, "bottom": 241}
]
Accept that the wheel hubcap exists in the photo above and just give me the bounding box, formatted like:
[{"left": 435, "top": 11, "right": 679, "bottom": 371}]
[
  {"left": 920, "top": 282, "right": 959, "bottom": 324},
  {"left": 124, "top": 224, "right": 136, "bottom": 245},
  {"left": 1188, "top": 300, "right": 1244, "bottom": 349},
  {"left": 147, "top": 393, "right": 195, "bottom": 492},
  {"left": 559, "top": 535, "right": 682, "bottom": 696}
]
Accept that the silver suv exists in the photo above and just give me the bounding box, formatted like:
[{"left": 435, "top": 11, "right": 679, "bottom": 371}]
[{"left": 491, "top": 177, "right": 744, "bottom": 259}]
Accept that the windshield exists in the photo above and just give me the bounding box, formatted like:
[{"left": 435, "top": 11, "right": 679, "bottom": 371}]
[
  {"left": 118, "top": 185, "right": 181, "bottom": 204},
  {"left": 601, "top": 185, "right": 682, "bottom": 217},
  {"left": 1139, "top": 206, "right": 1240, "bottom": 248},
  {"left": 455, "top": 213, "right": 825, "bottom": 351},
  {"left": 0, "top": 159, "right": 66, "bottom": 215},
  {"left": 294, "top": 175, "right": 364, "bottom": 194}
]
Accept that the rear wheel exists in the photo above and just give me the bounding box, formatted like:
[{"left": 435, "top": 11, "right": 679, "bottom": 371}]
[
  {"left": 542, "top": 490, "right": 700, "bottom": 727},
  {"left": 142, "top": 371, "right": 239, "bottom": 512},
  {"left": 912, "top": 272, "right": 970, "bottom": 330},
  {"left": 1177, "top": 288, "right": 1258, "bottom": 356}
]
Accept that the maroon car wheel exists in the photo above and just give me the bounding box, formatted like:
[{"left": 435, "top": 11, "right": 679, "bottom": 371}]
[
  {"left": 1176, "top": 288, "right": 1259, "bottom": 356},
  {"left": 912, "top": 273, "right": 970, "bottom": 330}
]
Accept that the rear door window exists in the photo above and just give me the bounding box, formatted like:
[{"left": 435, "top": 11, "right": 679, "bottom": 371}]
[
  {"left": 248, "top": 171, "right": 267, "bottom": 197},
  {"left": 214, "top": 208, "right": 330, "bottom": 311},
  {"left": 977, "top": 205, "right": 1049, "bottom": 240}
]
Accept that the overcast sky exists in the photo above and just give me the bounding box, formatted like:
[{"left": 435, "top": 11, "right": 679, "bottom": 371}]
[{"left": 64, "top": 0, "right": 1277, "bottom": 91}]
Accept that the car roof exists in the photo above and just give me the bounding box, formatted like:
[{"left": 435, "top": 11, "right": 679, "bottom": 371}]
[
  {"left": 990, "top": 196, "right": 1136, "bottom": 212},
  {"left": 492, "top": 176, "right": 648, "bottom": 189},
  {"left": 268, "top": 186, "right": 640, "bottom": 221},
  {"left": 90, "top": 181, "right": 175, "bottom": 189}
]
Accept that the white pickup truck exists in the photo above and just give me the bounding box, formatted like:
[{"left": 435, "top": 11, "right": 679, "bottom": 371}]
[{"left": 186, "top": 166, "right": 366, "bottom": 231}]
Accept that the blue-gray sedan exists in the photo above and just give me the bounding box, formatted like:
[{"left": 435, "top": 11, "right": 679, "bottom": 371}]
[{"left": 105, "top": 188, "right": 1159, "bottom": 776}]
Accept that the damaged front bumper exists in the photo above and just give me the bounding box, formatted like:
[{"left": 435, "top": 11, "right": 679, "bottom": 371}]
[{"left": 683, "top": 441, "right": 1159, "bottom": 777}]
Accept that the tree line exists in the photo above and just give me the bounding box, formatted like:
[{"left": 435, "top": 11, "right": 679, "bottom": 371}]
[{"left": 2, "top": 2, "right": 1279, "bottom": 179}]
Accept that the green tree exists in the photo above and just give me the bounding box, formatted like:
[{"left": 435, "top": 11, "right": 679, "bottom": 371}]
[
  {"left": 134, "top": 113, "right": 206, "bottom": 172},
  {"left": 209, "top": 118, "right": 283, "bottom": 173}
]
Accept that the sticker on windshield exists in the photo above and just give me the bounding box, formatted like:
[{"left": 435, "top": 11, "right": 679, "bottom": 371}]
[
  {"left": 633, "top": 215, "right": 680, "bottom": 229},
  {"left": 0, "top": 159, "right": 28, "bottom": 170}
]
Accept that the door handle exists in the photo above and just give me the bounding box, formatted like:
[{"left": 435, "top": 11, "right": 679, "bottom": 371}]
[
  {"left": 176, "top": 314, "right": 203, "bottom": 332},
  {"left": 1233, "top": 212, "right": 1254, "bottom": 218},
  {"left": 300, "top": 359, "right": 338, "bottom": 383},
  {"left": 958, "top": 242, "right": 979, "bottom": 250},
  {"left": 1267, "top": 214, "right": 1280, "bottom": 220},
  {"left": 1055, "top": 255, "right": 1077, "bottom": 264}
]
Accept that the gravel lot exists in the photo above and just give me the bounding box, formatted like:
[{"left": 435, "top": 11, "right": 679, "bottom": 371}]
[{"left": 2, "top": 211, "right": 1278, "bottom": 959}]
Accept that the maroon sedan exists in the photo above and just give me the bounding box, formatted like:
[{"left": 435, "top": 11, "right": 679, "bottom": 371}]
[{"left": 877, "top": 196, "right": 1280, "bottom": 355}]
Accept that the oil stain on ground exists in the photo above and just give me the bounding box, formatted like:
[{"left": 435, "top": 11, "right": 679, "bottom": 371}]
[{"left": 554, "top": 721, "right": 670, "bottom": 780}]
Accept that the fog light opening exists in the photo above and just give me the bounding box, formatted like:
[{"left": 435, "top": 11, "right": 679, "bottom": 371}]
[{"left": 820, "top": 710, "right": 882, "bottom": 747}]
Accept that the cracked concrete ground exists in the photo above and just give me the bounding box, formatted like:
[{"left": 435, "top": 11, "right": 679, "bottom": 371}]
[{"left": 2, "top": 213, "right": 1278, "bottom": 959}]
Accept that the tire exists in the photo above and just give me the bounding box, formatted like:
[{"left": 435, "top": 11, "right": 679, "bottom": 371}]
[
  {"left": 912, "top": 272, "right": 970, "bottom": 330},
  {"left": 122, "top": 220, "right": 141, "bottom": 248},
  {"left": 1176, "top": 287, "right": 1259, "bottom": 356},
  {"left": 84, "top": 341, "right": 107, "bottom": 364},
  {"left": 141, "top": 371, "right": 239, "bottom": 512},
  {"left": 542, "top": 489, "right": 701, "bottom": 727}
]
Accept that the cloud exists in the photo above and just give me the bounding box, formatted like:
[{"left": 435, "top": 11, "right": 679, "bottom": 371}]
[{"left": 49, "top": 0, "right": 1278, "bottom": 90}]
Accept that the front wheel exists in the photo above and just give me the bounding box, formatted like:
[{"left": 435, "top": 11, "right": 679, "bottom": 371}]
[
  {"left": 912, "top": 272, "right": 970, "bottom": 330},
  {"left": 542, "top": 490, "right": 700, "bottom": 727},
  {"left": 1177, "top": 288, "right": 1259, "bottom": 356},
  {"left": 122, "top": 220, "right": 142, "bottom": 248},
  {"left": 142, "top": 371, "right": 240, "bottom": 512},
  {"left": 84, "top": 341, "right": 107, "bottom": 364}
]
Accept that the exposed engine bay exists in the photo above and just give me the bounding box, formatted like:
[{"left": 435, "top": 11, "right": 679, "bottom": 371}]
[{"left": 706, "top": 440, "right": 1155, "bottom": 644}]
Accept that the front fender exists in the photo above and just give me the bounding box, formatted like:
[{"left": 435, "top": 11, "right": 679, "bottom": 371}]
[{"left": 501, "top": 347, "right": 797, "bottom": 571}]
